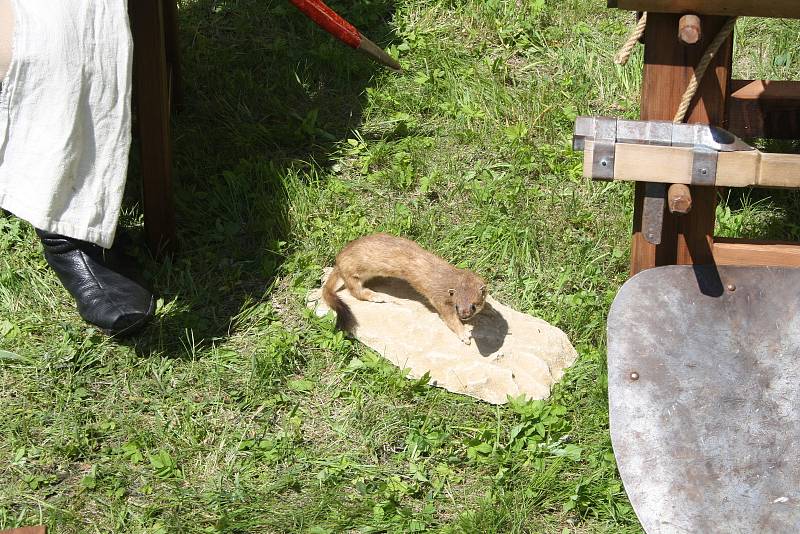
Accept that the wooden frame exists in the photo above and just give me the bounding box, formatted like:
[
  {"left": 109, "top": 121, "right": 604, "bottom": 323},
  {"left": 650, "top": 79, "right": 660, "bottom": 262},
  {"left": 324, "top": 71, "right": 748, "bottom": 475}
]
[
  {"left": 713, "top": 238, "right": 800, "bottom": 267},
  {"left": 631, "top": 13, "right": 733, "bottom": 273},
  {"left": 627, "top": 12, "right": 800, "bottom": 273},
  {"left": 582, "top": 142, "right": 800, "bottom": 188},
  {"left": 609, "top": 0, "right": 800, "bottom": 19}
]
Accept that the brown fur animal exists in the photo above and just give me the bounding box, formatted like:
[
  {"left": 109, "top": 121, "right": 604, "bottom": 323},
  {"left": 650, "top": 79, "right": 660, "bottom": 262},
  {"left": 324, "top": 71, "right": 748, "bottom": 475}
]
[{"left": 322, "top": 233, "right": 487, "bottom": 344}]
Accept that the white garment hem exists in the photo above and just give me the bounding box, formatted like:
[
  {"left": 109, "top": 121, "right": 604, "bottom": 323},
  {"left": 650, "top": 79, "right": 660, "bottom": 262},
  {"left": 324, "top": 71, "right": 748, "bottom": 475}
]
[
  {"left": 0, "top": 193, "right": 115, "bottom": 248},
  {"left": 0, "top": 0, "right": 132, "bottom": 251}
]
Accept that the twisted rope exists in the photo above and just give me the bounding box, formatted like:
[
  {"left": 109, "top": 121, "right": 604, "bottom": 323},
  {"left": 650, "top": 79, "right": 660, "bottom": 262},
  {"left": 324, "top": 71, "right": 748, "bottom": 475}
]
[
  {"left": 673, "top": 17, "right": 738, "bottom": 123},
  {"left": 614, "top": 12, "right": 647, "bottom": 66},
  {"left": 614, "top": 14, "right": 738, "bottom": 215}
]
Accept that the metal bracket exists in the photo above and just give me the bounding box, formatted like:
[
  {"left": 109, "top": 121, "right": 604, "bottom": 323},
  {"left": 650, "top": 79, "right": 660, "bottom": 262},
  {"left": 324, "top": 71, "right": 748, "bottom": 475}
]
[
  {"left": 642, "top": 182, "right": 666, "bottom": 245},
  {"left": 591, "top": 117, "right": 617, "bottom": 180},
  {"left": 574, "top": 117, "right": 751, "bottom": 186},
  {"left": 691, "top": 146, "right": 718, "bottom": 186}
]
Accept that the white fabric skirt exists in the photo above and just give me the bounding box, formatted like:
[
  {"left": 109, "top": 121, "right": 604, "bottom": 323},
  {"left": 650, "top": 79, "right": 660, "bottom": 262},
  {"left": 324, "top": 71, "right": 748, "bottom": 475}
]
[{"left": 0, "top": 0, "right": 133, "bottom": 248}]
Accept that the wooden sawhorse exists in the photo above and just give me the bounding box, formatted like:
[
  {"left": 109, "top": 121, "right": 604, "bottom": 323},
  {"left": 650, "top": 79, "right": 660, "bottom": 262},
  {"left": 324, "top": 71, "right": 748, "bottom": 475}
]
[{"left": 606, "top": 1, "right": 800, "bottom": 273}]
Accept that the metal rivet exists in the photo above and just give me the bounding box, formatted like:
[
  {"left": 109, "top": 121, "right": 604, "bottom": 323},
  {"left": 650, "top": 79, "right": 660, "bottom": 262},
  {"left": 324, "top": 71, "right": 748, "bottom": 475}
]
[
  {"left": 601, "top": 160, "right": 608, "bottom": 167},
  {"left": 727, "top": 283, "right": 736, "bottom": 291},
  {"left": 701, "top": 168, "right": 708, "bottom": 175},
  {"left": 630, "top": 371, "right": 640, "bottom": 381}
]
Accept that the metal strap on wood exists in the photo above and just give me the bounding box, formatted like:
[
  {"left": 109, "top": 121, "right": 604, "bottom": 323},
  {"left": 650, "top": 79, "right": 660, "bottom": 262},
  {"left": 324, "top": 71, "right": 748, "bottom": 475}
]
[{"left": 574, "top": 116, "right": 757, "bottom": 187}]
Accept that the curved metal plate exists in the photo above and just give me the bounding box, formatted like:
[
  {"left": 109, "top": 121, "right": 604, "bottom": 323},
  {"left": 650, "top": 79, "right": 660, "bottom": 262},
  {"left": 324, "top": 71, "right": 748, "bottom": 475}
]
[{"left": 608, "top": 265, "right": 800, "bottom": 533}]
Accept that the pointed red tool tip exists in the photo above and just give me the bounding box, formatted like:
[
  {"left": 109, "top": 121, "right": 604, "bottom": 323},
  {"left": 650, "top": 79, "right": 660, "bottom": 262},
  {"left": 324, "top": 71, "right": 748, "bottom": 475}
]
[
  {"left": 289, "top": 0, "right": 401, "bottom": 72},
  {"left": 357, "top": 34, "right": 402, "bottom": 72}
]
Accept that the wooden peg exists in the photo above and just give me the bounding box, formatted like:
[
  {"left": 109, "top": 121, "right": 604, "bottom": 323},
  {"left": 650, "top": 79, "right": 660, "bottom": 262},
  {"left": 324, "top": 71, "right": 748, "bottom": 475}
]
[
  {"left": 668, "top": 184, "right": 692, "bottom": 214},
  {"left": 678, "top": 14, "right": 702, "bottom": 45}
]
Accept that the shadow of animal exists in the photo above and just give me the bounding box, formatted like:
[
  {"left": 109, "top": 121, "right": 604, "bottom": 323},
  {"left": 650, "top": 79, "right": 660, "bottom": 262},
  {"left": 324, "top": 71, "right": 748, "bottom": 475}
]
[{"left": 365, "top": 277, "right": 509, "bottom": 356}]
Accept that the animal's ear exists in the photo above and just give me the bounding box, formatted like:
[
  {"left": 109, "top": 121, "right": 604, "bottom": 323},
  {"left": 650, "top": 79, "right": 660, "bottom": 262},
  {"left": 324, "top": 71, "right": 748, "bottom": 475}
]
[
  {"left": 479, "top": 285, "right": 487, "bottom": 295},
  {"left": 448, "top": 288, "right": 456, "bottom": 296}
]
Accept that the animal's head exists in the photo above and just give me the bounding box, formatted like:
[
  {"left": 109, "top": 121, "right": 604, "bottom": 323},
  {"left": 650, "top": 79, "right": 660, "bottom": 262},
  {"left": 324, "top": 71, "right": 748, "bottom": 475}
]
[{"left": 448, "top": 275, "right": 487, "bottom": 321}]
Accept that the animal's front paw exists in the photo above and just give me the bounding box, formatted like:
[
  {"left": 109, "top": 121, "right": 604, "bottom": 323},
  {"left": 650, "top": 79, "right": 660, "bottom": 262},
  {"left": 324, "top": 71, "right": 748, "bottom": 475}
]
[{"left": 460, "top": 323, "right": 477, "bottom": 345}]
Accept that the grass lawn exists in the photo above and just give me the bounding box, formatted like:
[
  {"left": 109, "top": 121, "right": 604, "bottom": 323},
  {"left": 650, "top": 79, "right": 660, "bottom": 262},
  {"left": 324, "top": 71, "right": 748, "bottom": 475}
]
[{"left": 2, "top": 1, "right": 800, "bottom": 532}]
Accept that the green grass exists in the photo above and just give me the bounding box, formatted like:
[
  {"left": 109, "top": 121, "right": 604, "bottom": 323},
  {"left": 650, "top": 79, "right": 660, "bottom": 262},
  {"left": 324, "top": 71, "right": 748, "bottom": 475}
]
[{"left": 2, "top": 1, "right": 800, "bottom": 532}]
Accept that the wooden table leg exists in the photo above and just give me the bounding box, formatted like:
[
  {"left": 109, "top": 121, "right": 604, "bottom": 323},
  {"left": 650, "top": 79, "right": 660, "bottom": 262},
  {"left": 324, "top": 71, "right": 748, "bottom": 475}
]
[
  {"left": 129, "top": 0, "right": 177, "bottom": 255},
  {"left": 630, "top": 13, "right": 734, "bottom": 275}
]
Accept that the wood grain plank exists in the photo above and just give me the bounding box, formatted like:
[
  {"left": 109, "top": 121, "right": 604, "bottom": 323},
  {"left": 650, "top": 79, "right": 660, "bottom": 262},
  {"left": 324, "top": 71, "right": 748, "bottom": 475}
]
[
  {"left": 609, "top": 0, "right": 800, "bottom": 19},
  {"left": 713, "top": 238, "right": 800, "bottom": 267},
  {"left": 728, "top": 79, "right": 800, "bottom": 139},
  {"left": 583, "top": 143, "right": 800, "bottom": 189}
]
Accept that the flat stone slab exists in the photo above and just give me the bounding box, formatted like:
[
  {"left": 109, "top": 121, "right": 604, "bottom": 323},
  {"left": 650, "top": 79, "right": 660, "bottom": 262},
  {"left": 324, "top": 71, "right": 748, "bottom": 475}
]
[{"left": 308, "top": 269, "right": 578, "bottom": 404}]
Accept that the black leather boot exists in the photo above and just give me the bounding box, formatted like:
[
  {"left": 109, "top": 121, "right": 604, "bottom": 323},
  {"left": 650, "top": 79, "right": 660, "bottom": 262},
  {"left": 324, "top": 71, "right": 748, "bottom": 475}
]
[{"left": 36, "top": 229, "right": 155, "bottom": 336}]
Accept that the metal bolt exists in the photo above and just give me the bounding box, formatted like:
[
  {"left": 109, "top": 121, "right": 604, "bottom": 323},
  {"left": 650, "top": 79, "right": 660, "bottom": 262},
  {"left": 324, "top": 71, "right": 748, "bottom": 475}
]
[
  {"left": 727, "top": 283, "right": 736, "bottom": 292},
  {"left": 601, "top": 160, "right": 608, "bottom": 167},
  {"left": 700, "top": 168, "right": 708, "bottom": 175},
  {"left": 630, "top": 371, "right": 640, "bottom": 381}
]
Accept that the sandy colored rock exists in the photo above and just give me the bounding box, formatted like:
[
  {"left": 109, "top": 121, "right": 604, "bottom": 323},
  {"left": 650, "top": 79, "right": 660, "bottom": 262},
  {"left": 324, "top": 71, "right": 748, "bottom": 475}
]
[{"left": 307, "top": 268, "right": 578, "bottom": 404}]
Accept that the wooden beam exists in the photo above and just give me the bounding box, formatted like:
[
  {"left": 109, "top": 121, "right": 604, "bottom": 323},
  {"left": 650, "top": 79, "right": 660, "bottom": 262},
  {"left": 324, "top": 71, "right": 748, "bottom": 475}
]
[
  {"left": 582, "top": 142, "right": 800, "bottom": 189},
  {"left": 162, "top": 0, "right": 182, "bottom": 109},
  {"left": 630, "top": 14, "right": 733, "bottom": 275},
  {"left": 609, "top": 0, "right": 800, "bottom": 19},
  {"left": 129, "top": 0, "right": 177, "bottom": 255},
  {"left": 713, "top": 238, "right": 800, "bottom": 267},
  {"left": 728, "top": 79, "right": 800, "bottom": 139}
]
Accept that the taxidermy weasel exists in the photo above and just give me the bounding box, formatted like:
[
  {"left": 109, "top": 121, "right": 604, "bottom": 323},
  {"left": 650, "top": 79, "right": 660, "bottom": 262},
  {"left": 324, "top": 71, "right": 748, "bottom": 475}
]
[{"left": 322, "top": 233, "right": 487, "bottom": 344}]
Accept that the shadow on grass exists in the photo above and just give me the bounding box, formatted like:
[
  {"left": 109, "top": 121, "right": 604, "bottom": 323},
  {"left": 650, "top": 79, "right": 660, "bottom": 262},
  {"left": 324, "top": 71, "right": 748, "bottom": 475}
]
[{"left": 122, "top": 0, "right": 398, "bottom": 357}]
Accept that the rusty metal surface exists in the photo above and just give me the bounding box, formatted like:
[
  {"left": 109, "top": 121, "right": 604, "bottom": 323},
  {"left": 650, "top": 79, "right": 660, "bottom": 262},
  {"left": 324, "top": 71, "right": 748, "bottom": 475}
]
[
  {"left": 642, "top": 182, "right": 666, "bottom": 244},
  {"left": 608, "top": 265, "right": 800, "bottom": 534}
]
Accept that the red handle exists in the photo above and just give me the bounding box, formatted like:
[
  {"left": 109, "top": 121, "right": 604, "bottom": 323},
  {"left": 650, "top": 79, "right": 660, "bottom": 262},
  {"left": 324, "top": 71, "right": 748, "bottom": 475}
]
[{"left": 289, "top": 0, "right": 362, "bottom": 49}]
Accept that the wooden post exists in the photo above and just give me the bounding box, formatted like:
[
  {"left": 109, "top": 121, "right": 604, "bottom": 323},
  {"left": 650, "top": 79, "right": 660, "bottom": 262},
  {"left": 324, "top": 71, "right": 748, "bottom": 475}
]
[
  {"left": 630, "top": 13, "right": 734, "bottom": 274},
  {"left": 162, "top": 0, "right": 183, "bottom": 109},
  {"left": 128, "top": 0, "right": 177, "bottom": 255}
]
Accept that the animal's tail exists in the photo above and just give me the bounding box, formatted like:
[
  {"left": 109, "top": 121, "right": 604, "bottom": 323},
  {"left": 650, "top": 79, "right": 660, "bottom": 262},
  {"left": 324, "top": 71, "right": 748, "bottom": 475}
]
[{"left": 322, "top": 267, "right": 356, "bottom": 331}]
